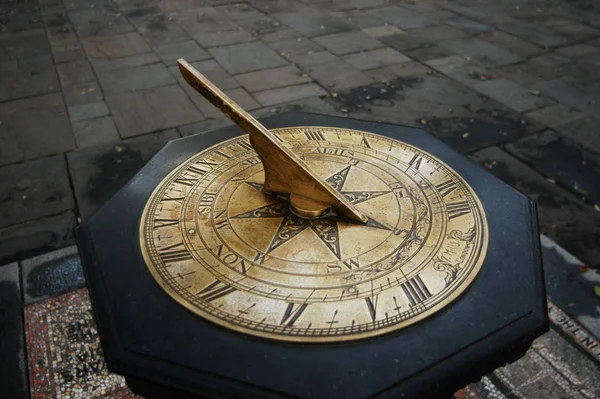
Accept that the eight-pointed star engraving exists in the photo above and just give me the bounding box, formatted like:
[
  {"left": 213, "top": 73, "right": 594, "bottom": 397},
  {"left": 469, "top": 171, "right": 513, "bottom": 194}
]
[{"left": 230, "top": 166, "right": 392, "bottom": 260}]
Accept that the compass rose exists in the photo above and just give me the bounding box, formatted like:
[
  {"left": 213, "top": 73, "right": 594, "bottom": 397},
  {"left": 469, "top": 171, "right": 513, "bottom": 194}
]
[{"left": 231, "top": 165, "right": 392, "bottom": 260}]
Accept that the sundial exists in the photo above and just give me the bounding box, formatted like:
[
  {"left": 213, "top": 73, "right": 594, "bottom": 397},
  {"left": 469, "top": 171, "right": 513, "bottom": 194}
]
[
  {"left": 78, "top": 59, "right": 548, "bottom": 398},
  {"left": 140, "top": 60, "right": 488, "bottom": 343}
]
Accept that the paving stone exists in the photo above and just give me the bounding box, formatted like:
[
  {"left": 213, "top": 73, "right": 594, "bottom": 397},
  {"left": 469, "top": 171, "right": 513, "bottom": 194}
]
[
  {"left": 70, "top": 7, "right": 134, "bottom": 37},
  {"left": 505, "top": 130, "right": 600, "bottom": 205},
  {"left": 97, "top": 63, "right": 175, "bottom": 95},
  {"left": 0, "top": 31, "right": 53, "bottom": 64},
  {"left": 68, "top": 101, "right": 110, "bottom": 122},
  {"left": 269, "top": 37, "right": 323, "bottom": 58},
  {"left": 395, "top": 1, "right": 439, "bottom": 13},
  {"left": 411, "top": 24, "right": 468, "bottom": 41},
  {"left": 21, "top": 246, "right": 84, "bottom": 304},
  {"left": 555, "top": 44, "right": 598, "bottom": 57},
  {"left": 0, "top": 155, "right": 74, "bottom": 228},
  {"left": 0, "top": 262, "right": 28, "bottom": 399},
  {"left": 497, "top": 21, "right": 569, "bottom": 48},
  {"left": 153, "top": 40, "right": 210, "bottom": 65},
  {"left": 552, "top": 23, "right": 600, "bottom": 41},
  {"left": 251, "top": 95, "right": 344, "bottom": 119},
  {"left": 440, "top": 2, "right": 500, "bottom": 21},
  {"left": 216, "top": 2, "right": 265, "bottom": 20},
  {"left": 362, "top": 25, "right": 404, "bottom": 38},
  {"left": 0, "top": 63, "right": 59, "bottom": 102},
  {"left": 329, "top": 9, "right": 384, "bottom": 29},
  {"left": 530, "top": 53, "right": 570, "bottom": 68},
  {"left": 530, "top": 78, "right": 600, "bottom": 117},
  {"left": 405, "top": 45, "right": 455, "bottom": 62},
  {"left": 172, "top": 7, "right": 239, "bottom": 36},
  {"left": 67, "top": 129, "right": 179, "bottom": 217},
  {"left": 575, "top": 52, "right": 600, "bottom": 72},
  {"left": 90, "top": 52, "right": 160, "bottom": 72},
  {"left": 495, "top": 62, "right": 563, "bottom": 85},
  {"left": 471, "top": 77, "right": 555, "bottom": 113},
  {"left": 292, "top": 50, "right": 338, "bottom": 67},
  {"left": 62, "top": 81, "right": 103, "bottom": 106},
  {"left": 178, "top": 116, "right": 234, "bottom": 136},
  {"left": 524, "top": 104, "right": 586, "bottom": 129},
  {"left": 156, "top": 0, "right": 204, "bottom": 12},
  {"left": 0, "top": 93, "right": 75, "bottom": 161},
  {"left": 0, "top": 60, "right": 18, "bottom": 73},
  {"left": 477, "top": 31, "right": 544, "bottom": 58},
  {"left": 426, "top": 55, "right": 498, "bottom": 86},
  {"left": 365, "top": 61, "right": 435, "bottom": 82},
  {"left": 194, "top": 27, "right": 255, "bottom": 48},
  {"left": 469, "top": 147, "right": 600, "bottom": 267},
  {"left": 132, "top": 14, "right": 191, "bottom": 45},
  {"left": 236, "top": 15, "right": 285, "bottom": 36},
  {"left": 377, "top": 32, "right": 433, "bottom": 51},
  {"left": 253, "top": 83, "right": 325, "bottom": 106},
  {"left": 325, "top": 73, "right": 541, "bottom": 152},
  {"left": 235, "top": 65, "right": 311, "bottom": 92},
  {"left": 366, "top": 5, "right": 432, "bottom": 30},
  {"left": 0, "top": 212, "right": 75, "bottom": 265},
  {"left": 51, "top": 43, "right": 86, "bottom": 64},
  {"left": 540, "top": 240, "right": 600, "bottom": 337},
  {"left": 72, "top": 116, "right": 120, "bottom": 147},
  {"left": 443, "top": 16, "right": 492, "bottom": 34},
  {"left": 114, "top": 0, "right": 162, "bottom": 19},
  {"left": 274, "top": 9, "right": 353, "bottom": 37},
  {"left": 312, "top": 30, "right": 383, "bottom": 55},
  {"left": 209, "top": 41, "right": 288, "bottom": 74},
  {"left": 191, "top": 87, "right": 260, "bottom": 117},
  {"left": 256, "top": 28, "right": 299, "bottom": 43},
  {"left": 440, "top": 38, "right": 522, "bottom": 66},
  {"left": 107, "top": 85, "right": 203, "bottom": 137},
  {"left": 555, "top": 116, "right": 600, "bottom": 155},
  {"left": 56, "top": 60, "right": 95, "bottom": 86},
  {"left": 341, "top": 47, "right": 411, "bottom": 70},
  {"left": 168, "top": 59, "right": 239, "bottom": 90},
  {"left": 301, "top": 59, "right": 373, "bottom": 91},
  {"left": 81, "top": 32, "right": 151, "bottom": 59}
]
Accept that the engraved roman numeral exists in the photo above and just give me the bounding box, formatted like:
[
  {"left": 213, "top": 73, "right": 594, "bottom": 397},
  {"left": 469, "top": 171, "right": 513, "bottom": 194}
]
[
  {"left": 174, "top": 177, "right": 196, "bottom": 187},
  {"left": 365, "top": 296, "right": 378, "bottom": 322},
  {"left": 436, "top": 180, "right": 458, "bottom": 197},
  {"left": 281, "top": 303, "right": 308, "bottom": 326},
  {"left": 188, "top": 161, "right": 217, "bottom": 176},
  {"left": 305, "top": 130, "right": 325, "bottom": 140},
  {"left": 409, "top": 153, "right": 423, "bottom": 170},
  {"left": 154, "top": 218, "right": 179, "bottom": 229},
  {"left": 158, "top": 242, "right": 192, "bottom": 264},
  {"left": 161, "top": 196, "right": 184, "bottom": 203},
  {"left": 237, "top": 139, "right": 253, "bottom": 151},
  {"left": 215, "top": 219, "right": 230, "bottom": 230},
  {"left": 253, "top": 252, "right": 270, "bottom": 265},
  {"left": 197, "top": 280, "right": 236, "bottom": 302},
  {"left": 447, "top": 201, "right": 471, "bottom": 219},
  {"left": 360, "top": 136, "right": 371, "bottom": 148},
  {"left": 401, "top": 275, "right": 432, "bottom": 307},
  {"left": 216, "top": 150, "right": 230, "bottom": 159}
]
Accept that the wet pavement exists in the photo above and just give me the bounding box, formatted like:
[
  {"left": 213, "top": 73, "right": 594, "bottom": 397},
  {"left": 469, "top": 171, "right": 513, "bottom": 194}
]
[{"left": 1, "top": 0, "right": 600, "bottom": 397}]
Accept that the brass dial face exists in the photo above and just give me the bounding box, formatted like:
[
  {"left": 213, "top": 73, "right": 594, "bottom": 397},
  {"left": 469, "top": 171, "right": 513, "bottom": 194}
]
[{"left": 140, "top": 127, "right": 488, "bottom": 343}]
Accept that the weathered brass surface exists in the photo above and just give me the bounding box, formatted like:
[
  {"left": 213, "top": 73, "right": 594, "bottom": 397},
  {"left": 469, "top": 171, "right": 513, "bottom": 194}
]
[
  {"left": 178, "top": 59, "right": 367, "bottom": 223},
  {"left": 139, "top": 60, "right": 489, "bottom": 343}
]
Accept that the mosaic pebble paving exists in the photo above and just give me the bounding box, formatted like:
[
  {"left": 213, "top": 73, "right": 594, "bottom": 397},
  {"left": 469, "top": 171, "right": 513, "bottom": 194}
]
[
  {"left": 25, "top": 289, "right": 139, "bottom": 398},
  {"left": 25, "top": 289, "right": 599, "bottom": 398}
]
